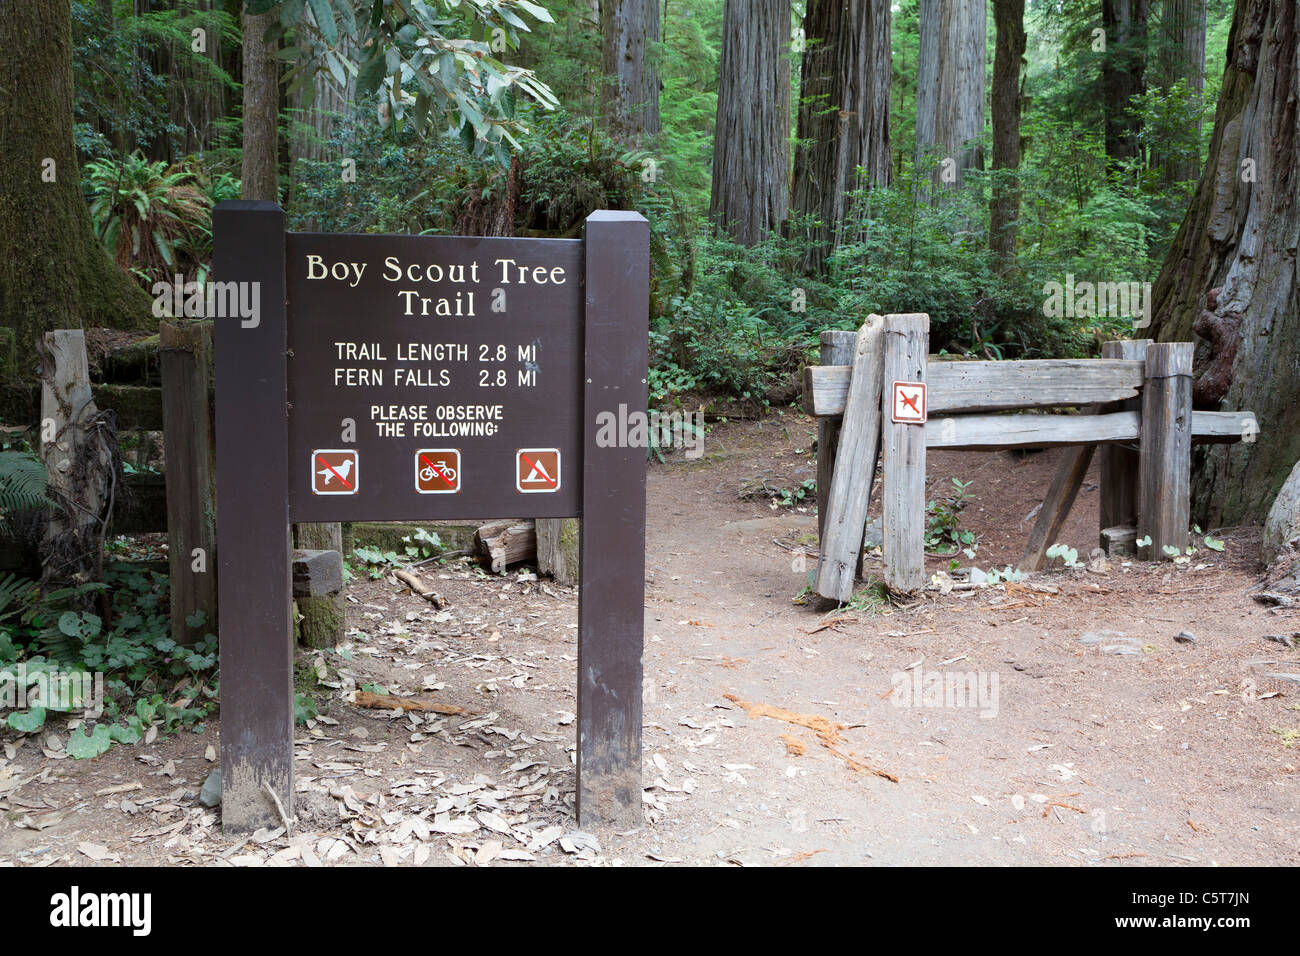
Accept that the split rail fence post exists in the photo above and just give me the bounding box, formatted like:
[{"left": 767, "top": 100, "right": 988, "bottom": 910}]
[
  {"left": 816, "top": 330, "right": 857, "bottom": 545},
  {"left": 881, "top": 314, "right": 929, "bottom": 592},
  {"left": 213, "top": 201, "right": 293, "bottom": 834},
  {"left": 1138, "top": 341, "right": 1193, "bottom": 559},
  {"left": 815, "top": 317, "right": 885, "bottom": 603}
]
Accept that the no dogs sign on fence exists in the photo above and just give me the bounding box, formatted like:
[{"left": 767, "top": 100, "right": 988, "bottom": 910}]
[
  {"left": 213, "top": 202, "right": 649, "bottom": 836},
  {"left": 891, "top": 381, "right": 927, "bottom": 424}
]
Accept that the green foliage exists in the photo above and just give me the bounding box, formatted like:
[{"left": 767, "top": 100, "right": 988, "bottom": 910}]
[
  {"left": 84, "top": 153, "right": 216, "bottom": 287},
  {"left": 1046, "top": 543, "right": 1082, "bottom": 568},
  {"left": 259, "top": 0, "right": 559, "bottom": 166},
  {"left": 71, "top": 1, "right": 240, "bottom": 160},
  {"left": 925, "top": 479, "right": 977, "bottom": 556},
  {"left": 402, "top": 528, "right": 443, "bottom": 561},
  {"left": 0, "top": 450, "right": 53, "bottom": 537},
  {"left": 1, "top": 563, "right": 218, "bottom": 760}
]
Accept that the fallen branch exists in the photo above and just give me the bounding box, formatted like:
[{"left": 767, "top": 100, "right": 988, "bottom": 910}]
[
  {"left": 393, "top": 569, "right": 446, "bottom": 608},
  {"left": 352, "top": 690, "right": 468, "bottom": 716}
]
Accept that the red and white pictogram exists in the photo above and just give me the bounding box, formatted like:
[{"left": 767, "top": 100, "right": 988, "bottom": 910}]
[
  {"left": 516, "top": 448, "right": 560, "bottom": 493},
  {"left": 312, "top": 449, "right": 359, "bottom": 495},
  {"left": 891, "top": 381, "right": 928, "bottom": 424},
  {"left": 415, "top": 449, "right": 461, "bottom": 494}
]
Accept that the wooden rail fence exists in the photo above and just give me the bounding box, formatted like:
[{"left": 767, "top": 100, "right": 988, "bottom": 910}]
[{"left": 804, "top": 318, "right": 1260, "bottom": 602}]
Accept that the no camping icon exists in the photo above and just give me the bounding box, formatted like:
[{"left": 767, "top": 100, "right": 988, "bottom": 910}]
[{"left": 516, "top": 448, "right": 561, "bottom": 493}]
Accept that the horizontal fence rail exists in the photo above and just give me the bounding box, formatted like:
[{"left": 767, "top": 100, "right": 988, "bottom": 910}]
[
  {"left": 804, "top": 358, "right": 1146, "bottom": 417},
  {"left": 923, "top": 410, "right": 1257, "bottom": 450}
]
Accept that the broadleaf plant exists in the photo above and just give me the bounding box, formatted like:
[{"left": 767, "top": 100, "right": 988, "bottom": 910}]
[{"left": 249, "top": 0, "right": 559, "bottom": 167}]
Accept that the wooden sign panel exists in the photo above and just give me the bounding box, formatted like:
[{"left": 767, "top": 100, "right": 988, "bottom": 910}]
[
  {"left": 285, "top": 234, "right": 583, "bottom": 521},
  {"left": 214, "top": 202, "right": 648, "bottom": 838}
]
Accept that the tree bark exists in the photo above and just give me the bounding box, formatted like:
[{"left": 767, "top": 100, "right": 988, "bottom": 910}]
[
  {"left": 1149, "top": 0, "right": 1299, "bottom": 526},
  {"left": 989, "top": 0, "right": 1026, "bottom": 262},
  {"left": 1154, "top": 0, "right": 1208, "bottom": 183},
  {"left": 293, "top": 522, "right": 343, "bottom": 648},
  {"left": 0, "top": 0, "right": 153, "bottom": 381},
  {"left": 241, "top": 7, "right": 279, "bottom": 203},
  {"left": 710, "top": 0, "right": 792, "bottom": 246},
  {"left": 600, "top": 0, "right": 661, "bottom": 141},
  {"left": 914, "top": 0, "right": 987, "bottom": 189},
  {"left": 1101, "top": 0, "right": 1151, "bottom": 166},
  {"left": 790, "top": 0, "right": 891, "bottom": 273}
]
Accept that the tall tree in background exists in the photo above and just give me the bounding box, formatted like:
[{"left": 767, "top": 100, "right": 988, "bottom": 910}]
[
  {"left": 1101, "top": 0, "right": 1150, "bottom": 165},
  {"left": 710, "top": 0, "right": 791, "bottom": 245},
  {"left": 790, "top": 0, "right": 891, "bottom": 272},
  {"left": 989, "top": 0, "right": 1026, "bottom": 262},
  {"left": 241, "top": 4, "right": 279, "bottom": 202},
  {"left": 1150, "top": 0, "right": 1298, "bottom": 524},
  {"left": 0, "top": 0, "right": 152, "bottom": 379},
  {"left": 1154, "top": 0, "right": 1208, "bottom": 182},
  {"left": 600, "top": 0, "right": 660, "bottom": 141},
  {"left": 914, "top": 0, "right": 987, "bottom": 188}
]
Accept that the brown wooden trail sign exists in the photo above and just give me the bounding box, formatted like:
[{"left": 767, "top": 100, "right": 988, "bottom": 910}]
[
  {"left": 807, "top": 317, "right": 1259, "bottom": 602},
  {"left": 213, "top": 201, "right": 649, "bottom": 833}
]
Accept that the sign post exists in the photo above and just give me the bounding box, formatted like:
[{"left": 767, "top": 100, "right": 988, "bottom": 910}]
[{"left": 214, "top": 204, "right": 648, "bottom": 834}]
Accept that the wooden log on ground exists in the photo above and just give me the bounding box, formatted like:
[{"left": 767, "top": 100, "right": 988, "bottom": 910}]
[
  {"left": 1100, "top": 525, "right": 1138, "bottom": 557},
  {"left": 1139, "top": 342, "right": 1194, "bottom": 560},
  {"left": 804, "top": 358, "right": 1145, "bottom": 417},
  {"left": 536, "top": 517, "right": 580, "bottom": 585},
  {"left": 160, "top": 321, "right": 217, "bottom": 645},
  {"left": 814, "top": 331, "right": 857, "bottom": 545},
  {"left": 881, "top": 314, "right": 930, "bottom": 593},
  {"left": 291, "top": 548, "right": 343, "bottom": 597},
  {"left": 815, "top": 317, "right": 885, "bottom": 603},
  {"left": 475, "top": 519, "right": 536, "bottom": 573},
  {"left": 1097, "top": 340, "right": 1150, "bottom": 538}
]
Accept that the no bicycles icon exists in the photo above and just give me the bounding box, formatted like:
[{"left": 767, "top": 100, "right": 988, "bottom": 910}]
[{"left": 415, "top": 449, "right": 460, "bottom": 494}]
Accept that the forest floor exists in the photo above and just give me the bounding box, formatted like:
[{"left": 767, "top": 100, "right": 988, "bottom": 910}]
[{"left": 2, "top": 413, "right": 1299, "bottom": 867}]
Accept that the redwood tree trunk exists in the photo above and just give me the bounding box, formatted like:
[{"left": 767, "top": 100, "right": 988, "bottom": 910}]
[
  {"left": 710, "top": 0, "right": 792, "bottom": 246},
  {"left": 914, "top": 0, "right": 987, "bottom": 188},
  {"left": 0, "top": 0, "right": 152, "bottom": 380},
  {"left": 241, "top": 8, "right": 279, "bottom": 202},
  {"left": 1155, "top": 0, "right": 1208, "bottom": 183},
  {"left": 1150, "top": 0, "right": 1299, "bottom": 526},
  {"left": 600, "top": 0, "right": 660, "bottom": 141},
  {"left": 989, "top": 0, "right": 1025, "bottom": 262},
  {"left": 790, "top": 0, "right": 891, "bottom": 272},
  {"left": 1101, "top": 0, "right": 1150, "bottom": 166}
]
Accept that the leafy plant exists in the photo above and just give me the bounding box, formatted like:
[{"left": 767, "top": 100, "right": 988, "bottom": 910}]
[
  {"left": 1045, "top": 543, "right": 1082, "bottom": 568},
  {"left": 925, "top": 479, "right": 977, "bottom": 555},
  {"left": 0, "top": 450, "right": 53, "bottom": 536},
  {"left": 257, "top": 0, "right": 560, "bottom": 167},
  {"left": 84, "top": 153, "right": 213, "bottom": 286}
]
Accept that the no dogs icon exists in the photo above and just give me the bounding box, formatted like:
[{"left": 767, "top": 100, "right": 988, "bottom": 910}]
[
  {"left": 516, "top": 448, "right": 560, "bottom": 493},
  {"left": 312, "top": 449, "right": 359, "bottom": 495}
]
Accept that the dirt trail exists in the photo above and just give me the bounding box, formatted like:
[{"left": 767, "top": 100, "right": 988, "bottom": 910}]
[{"left": 1, "top": 415, "right": 1297, "bottom": 866}]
